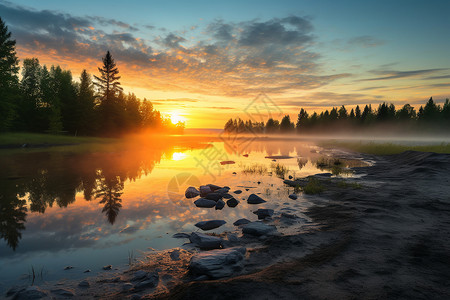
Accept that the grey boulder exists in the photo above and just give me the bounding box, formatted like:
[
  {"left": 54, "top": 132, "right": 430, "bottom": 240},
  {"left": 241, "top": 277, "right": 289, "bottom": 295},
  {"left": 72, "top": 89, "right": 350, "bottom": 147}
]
[
  {"left": 253, "top": 209, "right": 274, "bottom": 219},
  {"left": 195, "top": 220, "right": 226, "bottom": 231},
  {"left": 226, "top": 197, "right": 239, "bottom": 207},
  {"left": 247, "top": 194, "right": 266, "bottom": 204},
  {"left": 189, "top": 232, "right": 223, "bottom": 249},
  {"left": 288, "top": 194, "right": 298, "bottom": 200},
  {"left": 242, "top": 222, "right": 277, "bottom": 236},
  {"left": 207, "top": 184, "right": 222, "bottom": 191},
  {"left": 185, "top": 187, "right": 200, "bottom": 198},
  {"left": 233, "top": 218, "right": 251, "bottom": 226},
  {"left": 194, "top": 198, "right": 217, "bottom": 208},
  {"left": 205, "top": 192, "right": 222, "bottom": 201},
  {"left": 189, "top": 247, "right": 246, "bottom": 279},
  {"left": 200, "top": 185, "right": 213, "bottom": 197},
  {"left": 215, "top": 199, "right": 225, "bottom": 210}
]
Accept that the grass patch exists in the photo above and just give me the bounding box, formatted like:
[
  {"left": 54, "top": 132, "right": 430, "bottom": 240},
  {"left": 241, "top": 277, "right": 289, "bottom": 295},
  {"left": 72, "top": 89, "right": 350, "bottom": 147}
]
[
  {"left": 337, "top": 181, "right": 362, "bottom": 189},
  {"left": 320, "top": 141, "right": 450, "bottom": 155},
  {"left": 241, "top": 163, "right": 268, "bottom": 175},
  {"left": 271, "top": 163, "right": 288, "bottom": 179},
  {"left": 303, "top": 178, "right": 325, "bottom": 194}
]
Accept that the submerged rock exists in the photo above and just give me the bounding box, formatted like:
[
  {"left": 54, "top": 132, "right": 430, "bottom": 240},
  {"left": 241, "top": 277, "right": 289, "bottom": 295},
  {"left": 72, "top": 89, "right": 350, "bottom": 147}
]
[
  {"left": 233, "top": 190, "right": 242, "bottom": 194},
  {"left": 64, "top": 266, "right": 74, "bottom": 270},
  {"left": 122, "top": 283, "right": 133, "bottom": 291},
  {"left": 215, "top": 199, "right": 225, "bottom": 210},
  {"left": 172, "top": 232, "right": 190, "bottom": 239},
  {"left": 222, "top": 193, "right": 233, "bottom": 199},
  {"left": 189, "top": 232, "right": 223, "bottom": 249},
  {"left": 195, "top": 220, "right": 226, "bottom": 231},
  {"left": 226, "top": 197, "right": 239, "bottom": 207},
  {"left": 247, "top": 194, "right": 267, "bottom": 204},
  {"left": 185, "top": 186, "right": 200, "bottom": 198},
  {"left": 215, "top": 187, "right": 230, "bottom": 195},
  {"left": 189, "top": 247, "right": 246, "bottom": 279},
  {"left": 103, "top": 265, "right": 112, "bottom": 270},
  {"left": 51, "top": 288, "right": 75, "bottom": 297},
  {"left": 242, "top": 222, "right": 277, "bottom": 236},
  {"left": 205, "top": 192, "right": 222, "bottom": 201},
  {"left": 200, "top": 185, "right": 213, "bottom": 197},
  {"left": 289, "top": 194, "right": 298, "bottom": 200},
  {"left": 253, "top": 209, "right": 274, "bottom": 219},
  {"left": 78, "top": 280, "right": 90, "bottom": 288},
  {"left": 233, "top": 218, "right": 251, "bottom": 226},
  {"left": 194, "top": 198, "right": 217, "bottom": 208},
  {"left": 13, "top": 286, "right": 48, "bottom": 299},
  {"left": 170, "top": 249, "right": 181, "bottom": 261}
]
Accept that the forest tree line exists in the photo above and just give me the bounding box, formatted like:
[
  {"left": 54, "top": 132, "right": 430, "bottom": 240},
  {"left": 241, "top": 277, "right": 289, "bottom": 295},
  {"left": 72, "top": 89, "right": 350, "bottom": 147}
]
[
  {"left": 224, "top": 98, "right": 450, "bottom": 134},
  {"left": 0, "top": 17, "right": 183, "bottom": 136}
]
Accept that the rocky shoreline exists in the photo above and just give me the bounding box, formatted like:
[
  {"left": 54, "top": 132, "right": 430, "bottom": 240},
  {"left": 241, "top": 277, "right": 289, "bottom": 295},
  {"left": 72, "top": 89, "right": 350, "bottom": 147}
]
[{"left": 6, "top": 150, "right": 450, "bottom": 299}]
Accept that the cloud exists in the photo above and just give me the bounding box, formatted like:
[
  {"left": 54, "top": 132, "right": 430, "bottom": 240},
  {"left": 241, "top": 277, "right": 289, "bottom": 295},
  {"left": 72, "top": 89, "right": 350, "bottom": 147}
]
[
  {"left": 279, "top": 91, "right": 385, "bottom": 107},
  {"left": 348, "top": 35, "right": 384, "bottom": 48},
  {"left": 1, "top": 2, "right": 347, "bottom": 97},
  {"left": 424, "top": 74, "right": 450, "bottom": 80},
  {"left": 360, "top": 68, "right": 449, "bottom": 81}
]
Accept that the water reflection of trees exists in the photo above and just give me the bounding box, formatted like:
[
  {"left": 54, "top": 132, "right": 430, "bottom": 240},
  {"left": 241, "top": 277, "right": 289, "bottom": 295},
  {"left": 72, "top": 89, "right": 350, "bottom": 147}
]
[{"left": 0, "top": 146, "right": 171, "bottom": 250}]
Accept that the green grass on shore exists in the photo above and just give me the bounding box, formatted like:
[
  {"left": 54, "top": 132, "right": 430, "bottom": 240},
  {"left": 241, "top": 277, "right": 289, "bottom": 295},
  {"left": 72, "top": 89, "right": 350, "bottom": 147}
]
[{"left": 320, "top": 141, "right": 450, "bottom": 155}]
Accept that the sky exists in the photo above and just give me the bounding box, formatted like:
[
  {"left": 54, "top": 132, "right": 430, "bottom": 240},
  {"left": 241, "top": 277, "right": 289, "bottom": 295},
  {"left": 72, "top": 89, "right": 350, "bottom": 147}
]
[{"left": 1, "top": 0, "right": 449, "bottom": 128}]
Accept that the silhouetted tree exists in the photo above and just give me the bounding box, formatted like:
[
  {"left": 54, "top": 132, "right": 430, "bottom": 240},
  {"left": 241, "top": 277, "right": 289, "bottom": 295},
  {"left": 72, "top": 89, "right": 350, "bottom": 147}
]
[
  {"left": 280, "top": 115, "right": 295, "bottom": 132},
  {"left": 77, "top": 70, "right": 97, "bottom": 135},
  {"left": 296, "top": 108, "right": 309, "bottom": 133},
  {"left": 0, "top": 17, "right": 20, "bottom": 131},
  {"left": 265, "top": 118, "right": 280, "bottom": 133}
]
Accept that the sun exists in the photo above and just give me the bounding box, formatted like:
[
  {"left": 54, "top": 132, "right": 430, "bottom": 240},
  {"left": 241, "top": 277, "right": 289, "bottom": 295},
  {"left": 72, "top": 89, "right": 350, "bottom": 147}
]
[{"left": 170, "top": 113, "right": 186, "bottom": 124}]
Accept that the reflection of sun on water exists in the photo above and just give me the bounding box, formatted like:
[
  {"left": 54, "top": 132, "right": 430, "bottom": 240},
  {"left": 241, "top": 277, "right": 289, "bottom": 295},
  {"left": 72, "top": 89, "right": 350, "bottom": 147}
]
[{"left": 172, "top": 152, "right": 187, "bottom": 161}]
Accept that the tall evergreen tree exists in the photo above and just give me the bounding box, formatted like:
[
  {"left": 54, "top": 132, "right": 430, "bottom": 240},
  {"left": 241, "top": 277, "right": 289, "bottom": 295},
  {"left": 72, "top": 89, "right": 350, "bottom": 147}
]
[
  {"left": 19, "top": 58, "right": 43, "bottom": 131},
  {"left": 296, "top": 108, "right": 309, "bottom": 132},
  {"left": 0, "top": 17, "right": 20, "bottom": 131},
  {"left": 77, "top": 70, "right": 97, "bottom": 135},
  {"left": 94, "top": 51, "right": 123, "bottom": 101}
]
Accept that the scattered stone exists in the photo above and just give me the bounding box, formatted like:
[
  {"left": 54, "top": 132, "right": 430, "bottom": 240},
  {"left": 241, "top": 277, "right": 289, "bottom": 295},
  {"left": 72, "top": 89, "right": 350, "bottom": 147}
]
[
  {"left": 226, "top": 197, "right": 239, "bottom": 208},
  {"left": 222, "top": 193, "right": 233, "bottom": 199},
  {"left": 242, "top": 222, "right": 277, "bottom": 236},
  {"left": 169, "top": 249, "right": 181, "bottom": 261},
  {"left": 189, "top": 232, "right": 223, "bottom": 249},
  {"left": 207, "top": 184, "right": 222, "bottom": 191},
  {"left": 233, "top": 218, "right": 251, "bottom": 226},
  {"left": 233, "top": 190, "right": 242, "bottom": 194},
  {"left": 289, "top": 194, "right": 298, "bottom": 200},
  {"left": 134, "top": 272, "right": 159, "bottom": 290},
  {"left": 215, "top": 199, "right": 225, "bottom": 210},
  {"left": 245, "top": 188, "right": 249, "bottom": 191},
  {"left": 205, "top": 192, "right": 222, "bottom": 201},
  {"left": 51, "top": 288, "right": 75, "bottom": 297},
  {"left": 131, "top": 270, "right": 149, "bottom": 281},
  {"left": 232, "top": 172, "right": 237, "bottom": 175},
  {"left": 185, "top": 187, "right": 200, "bottom": 198},
  {"left": 243, "top": 154, "right": 249, "bottom": 157},
  {"left": 195, "top": 220, "right": 226, "bottom": 231},
  {"left": 172, "top": 232, "right": 190, "bottom": 239},
  {"left": 289, "top": 175, "right": 293, "bottom": 179},
  {"left": 14, "top": 286, "right": 48, "bottom": 299},
  {"left": 64, "top": 266, "right": 74, "bottom": 270},
  {"left": 257, "top": 181, "right": 261, "bottom": 184},
  {"left": 283, "top": 179, "right": 308, "bottom": 187},
  {"left": 247, "top": 194, "right": 266, "bottom": 204},
  {"left": 272, "top": 159, "right": 276, "bottom": 162},
  {"left": 313, "top": 173, "right": 333, "bottom": 178},
  {"left": 194, "top": 198, "right": 217, "bottom": 208},
  {"left": 83, "top": 269, "right": 91, "bottom": 273},
  {"left": 189, "top": 247, "right": 246, "bottom": 279},
  {"left": 253, "top": 209, "right": 274, "bottom": 219},
  {"left": 122, "top": 283, "right": 133, "bottom": 291},
  {"left": 103, "top": 265, "right": 112, "bottom": 270},
  {"left": 78, "top": 280, "right": 90, "bottom": 288},
  {"left": 220, "top": 160, "right": 235, "bottom": 165},
  {"left": 130, "top": 294, "right": 142, "bottom": 300},
  {"left": 199, "top": 185, "right": 213, "bottom": 197},
  {"left": 215, "top": 187, "right": 230, "bottom": 194},
  {"left": 227, "top": 233, "right": 239, "bottom": 242}
]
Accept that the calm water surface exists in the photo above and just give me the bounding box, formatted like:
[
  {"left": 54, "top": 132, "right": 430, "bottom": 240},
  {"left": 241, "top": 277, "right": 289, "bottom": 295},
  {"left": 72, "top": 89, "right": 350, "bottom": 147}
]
[{"left": 0, "top": 136, "right": 361, "bottom": 292}]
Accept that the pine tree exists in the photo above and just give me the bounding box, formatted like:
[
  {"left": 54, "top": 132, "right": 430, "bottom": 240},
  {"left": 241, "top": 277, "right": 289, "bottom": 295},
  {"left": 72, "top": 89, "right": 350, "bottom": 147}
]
[
  {"left": 0, "top": 17, "right": 20, "bottom": 131},
  {"left": 94, "top": 51, "right": 123, "bottom": 101},
  {"left": 77, "top": 70, "right": 97, "bottom": 135}
]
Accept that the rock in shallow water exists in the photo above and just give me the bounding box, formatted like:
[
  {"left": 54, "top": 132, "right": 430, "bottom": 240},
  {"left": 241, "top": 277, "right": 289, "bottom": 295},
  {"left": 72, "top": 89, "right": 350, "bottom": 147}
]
[
  {"left": 205, "top": 192, "right": 222, "bottom": 201},
  {"left": 253, "top": 208, "right": 274, "bottom": 219},
  {"left": 207, "top": 184, "right": 222, "bottom": 191},
  {"left": 215, "top": 199, "right": 225, "bottom": 210},
  {"left": 289, "top": 194, "right": 298, "bottom": 200},
  {"left": 51, "top": 288, "right": 75, "bottom": 297},
  {"left": 172, "top": 232, "right": 190, "bottom": 239},
  {"left": 194, "top": 198, "right": 217, "bottom": 208},
  {"left": 134, "top": 272, "right": 159, "bottom": 290},
  {"left": 195, "top": 220, "right": 226, "bottom": 230},
  {"left": 189, "top": 247, "right": 246, "bottom": 279},
  {"left": 242, "top": 222, "right": 277, "bottom": 236},
  {"left": 12, "top": 286, "right": 48, "bottom": 299},
  {"left": 78, "top": 280, "right": 90, "bottom": 288},
  {"left": 185, "top": 186, "right": 200, "bottom": 198},
  {"left": 247, "top": 194, "right": 266, "bottom": 204},
  {"left": 233, "top": 218, "right": 251, "bottom": 226},
  {"left": 200, "top": 185, "right": 213, "bottom": 197},
  {"left": 226, "top": 197, "right": 239, "bottom": 207},
  {"left": 189, "top": 232, "right": 223, "bottom": 249}
]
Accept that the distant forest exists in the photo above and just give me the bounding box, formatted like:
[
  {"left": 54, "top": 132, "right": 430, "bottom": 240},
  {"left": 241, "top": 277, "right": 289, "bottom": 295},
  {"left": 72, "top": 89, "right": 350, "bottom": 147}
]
[
  {"left": 225, "top": 97, "right": 450, "bottom": 135},
  {"left": 0, "top": 17, "right": 183, "bottom": 136}
]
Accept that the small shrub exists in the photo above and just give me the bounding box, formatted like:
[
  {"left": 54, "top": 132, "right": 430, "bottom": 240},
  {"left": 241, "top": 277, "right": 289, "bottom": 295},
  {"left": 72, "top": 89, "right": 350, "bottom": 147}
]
[{"left": 303, "top": 178, "right": 324, "bottom": 194}]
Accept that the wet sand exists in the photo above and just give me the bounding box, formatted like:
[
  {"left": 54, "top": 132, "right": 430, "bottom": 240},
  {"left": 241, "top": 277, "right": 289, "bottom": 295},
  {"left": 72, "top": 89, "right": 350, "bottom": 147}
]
[{"left": 155, "top": 151, "right": 450, "bottom": 299}]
